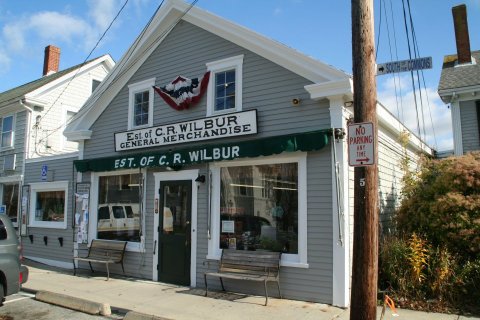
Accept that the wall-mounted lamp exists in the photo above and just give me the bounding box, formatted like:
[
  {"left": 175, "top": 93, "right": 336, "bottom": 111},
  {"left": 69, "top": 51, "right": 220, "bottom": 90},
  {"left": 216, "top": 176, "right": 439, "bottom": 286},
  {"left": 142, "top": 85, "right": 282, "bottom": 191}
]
[
  {"left": 28, "top": 235, "right": 34, "bottom": 243},
  {"left": 58, "top": 237, "right": 63, "bottom": 247},
  {"left": 43, "top": 236, "right": 48, "bottom": 246},
  {"left": 195, "top": 174, "right": 206, "bottom": 183},
  {"left": 291, "top": 98, "right": 301, "bottom": 106}
]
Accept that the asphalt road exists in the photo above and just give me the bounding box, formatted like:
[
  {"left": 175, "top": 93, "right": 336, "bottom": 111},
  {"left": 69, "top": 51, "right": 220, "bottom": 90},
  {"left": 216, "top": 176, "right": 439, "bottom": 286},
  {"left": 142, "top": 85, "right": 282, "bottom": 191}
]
[{"left": 0, "top": 291, "right": 123, "bottom": 320}]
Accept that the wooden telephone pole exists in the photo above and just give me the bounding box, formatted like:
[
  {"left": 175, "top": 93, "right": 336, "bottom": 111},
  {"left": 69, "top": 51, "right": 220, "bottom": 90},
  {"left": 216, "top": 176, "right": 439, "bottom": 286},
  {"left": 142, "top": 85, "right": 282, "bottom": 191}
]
[{"left": 350, "top": 0, "right": 379, "bottom": 319}]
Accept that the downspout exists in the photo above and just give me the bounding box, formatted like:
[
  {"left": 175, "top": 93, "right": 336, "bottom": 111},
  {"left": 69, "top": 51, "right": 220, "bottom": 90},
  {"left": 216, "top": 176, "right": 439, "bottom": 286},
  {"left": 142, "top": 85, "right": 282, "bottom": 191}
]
[{"left": 19, "top": 99, "right": 33, "bottom": 238}]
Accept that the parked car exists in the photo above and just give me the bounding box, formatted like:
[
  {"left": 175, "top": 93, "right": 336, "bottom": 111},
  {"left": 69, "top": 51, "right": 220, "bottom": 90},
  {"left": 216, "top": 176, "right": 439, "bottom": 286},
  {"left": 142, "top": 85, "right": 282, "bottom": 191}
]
[
  {"left": 0, "top": 215, "right": 28, "bottom": 305},
  {"left": 97, "top": 203, "right": 140, "bottom": 241}
]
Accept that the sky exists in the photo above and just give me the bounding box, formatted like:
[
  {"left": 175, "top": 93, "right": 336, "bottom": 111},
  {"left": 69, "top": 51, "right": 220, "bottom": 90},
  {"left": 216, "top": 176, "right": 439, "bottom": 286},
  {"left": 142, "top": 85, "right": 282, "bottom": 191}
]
[{"left": 1, "top": 0, "right": 479, "bottom": 152}]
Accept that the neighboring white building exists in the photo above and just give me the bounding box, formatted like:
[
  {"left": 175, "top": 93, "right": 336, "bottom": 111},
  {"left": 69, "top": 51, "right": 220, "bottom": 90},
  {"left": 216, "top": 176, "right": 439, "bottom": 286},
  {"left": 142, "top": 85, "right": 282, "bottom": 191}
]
[{"left": 0, "top": 45, "right": 114, "bottom": 232}]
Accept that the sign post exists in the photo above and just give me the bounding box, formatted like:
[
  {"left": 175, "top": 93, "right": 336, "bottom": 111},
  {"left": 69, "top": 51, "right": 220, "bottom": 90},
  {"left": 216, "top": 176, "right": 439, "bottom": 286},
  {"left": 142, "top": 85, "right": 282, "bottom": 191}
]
[{"left": 348, "top": 122, "right": 375, "bottom": 167}]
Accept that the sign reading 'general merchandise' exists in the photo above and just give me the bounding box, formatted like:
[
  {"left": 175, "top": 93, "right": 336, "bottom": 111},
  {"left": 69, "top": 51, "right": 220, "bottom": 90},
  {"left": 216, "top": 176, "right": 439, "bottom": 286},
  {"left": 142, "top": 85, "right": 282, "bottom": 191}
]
[
  {"left": 115, "top": 110, "right": 257, "bottom": 151},
  {"left": 348, "top": 122, "right": 375, "bottom": 167}
]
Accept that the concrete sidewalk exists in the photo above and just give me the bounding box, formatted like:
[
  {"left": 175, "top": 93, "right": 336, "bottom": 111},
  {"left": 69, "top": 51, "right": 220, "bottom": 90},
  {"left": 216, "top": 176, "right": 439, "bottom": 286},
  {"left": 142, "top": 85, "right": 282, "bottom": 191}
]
[{"left": 21, "top": 260, "right": 479, "bottom": 320}]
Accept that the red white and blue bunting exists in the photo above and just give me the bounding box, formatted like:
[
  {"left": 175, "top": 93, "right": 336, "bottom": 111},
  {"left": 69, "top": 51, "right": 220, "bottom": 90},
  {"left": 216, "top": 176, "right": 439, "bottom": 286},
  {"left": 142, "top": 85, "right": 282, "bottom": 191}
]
[{"left": 153, "top": 71, "right": 210, "bottom": 111}]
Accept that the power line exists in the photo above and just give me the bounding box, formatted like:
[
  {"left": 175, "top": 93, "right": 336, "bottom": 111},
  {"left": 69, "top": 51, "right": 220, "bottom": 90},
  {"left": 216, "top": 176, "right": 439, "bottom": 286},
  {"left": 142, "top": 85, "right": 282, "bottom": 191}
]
[
  {"left": 38, "top": 0, "right": 129, "bottom": 125},
  {"left": 39, "top": 0, "right": 199, "bottom": 145}
]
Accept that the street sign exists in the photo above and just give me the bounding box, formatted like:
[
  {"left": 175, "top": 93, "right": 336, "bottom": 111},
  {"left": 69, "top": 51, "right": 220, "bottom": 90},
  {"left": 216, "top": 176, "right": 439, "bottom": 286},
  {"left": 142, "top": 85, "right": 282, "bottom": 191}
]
[
  {"left": 376, "top": 56, "right": 432, "bottom": 75},
  {"left": 348, "top": 122, "right": 375, "bottom": 167},
  {"left": 0, "top": 205, "right": 5, "bottom": 214}
]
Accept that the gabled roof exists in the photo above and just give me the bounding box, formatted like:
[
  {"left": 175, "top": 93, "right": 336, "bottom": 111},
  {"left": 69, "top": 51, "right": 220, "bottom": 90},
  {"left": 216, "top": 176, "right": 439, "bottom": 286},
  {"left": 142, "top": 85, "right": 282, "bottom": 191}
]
[
  {"left": 438, "top": 50, "right": 480, "bottom": 102},
  {"left": 65, "top": 0, "right": 352, "bottom": 140},
  {"left": 0, "top": 55, "right": 114, "bottom": 108}
]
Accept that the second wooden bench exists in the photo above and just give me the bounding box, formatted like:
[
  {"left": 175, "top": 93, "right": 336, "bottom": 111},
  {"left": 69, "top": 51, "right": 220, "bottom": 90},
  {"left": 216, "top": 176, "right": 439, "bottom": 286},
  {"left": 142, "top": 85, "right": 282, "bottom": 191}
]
[
  {"left": 204, "top": 249, "right": 282, "bottom": 305},
  {"left": 73, "top": 239, "right": 127, "bottom": 280}
]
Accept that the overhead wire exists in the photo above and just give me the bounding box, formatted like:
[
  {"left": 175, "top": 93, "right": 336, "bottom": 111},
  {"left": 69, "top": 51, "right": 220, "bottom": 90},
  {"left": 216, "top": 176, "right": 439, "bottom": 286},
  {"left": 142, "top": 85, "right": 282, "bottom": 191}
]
[
  {"left": 401, "top": 0, "right": 421, "bottom": 138},
  {"left": 38, "top": 0, "right": 199, "bottom": 146},
  {"left": 37, "top": 0, "right": 129, "bottom": 125}
]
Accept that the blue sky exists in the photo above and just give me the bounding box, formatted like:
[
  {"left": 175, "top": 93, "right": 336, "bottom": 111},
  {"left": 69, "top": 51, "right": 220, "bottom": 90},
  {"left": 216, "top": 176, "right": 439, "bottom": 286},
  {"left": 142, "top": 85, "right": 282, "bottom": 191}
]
[{"left": 1, "top": 0, "right": 479, "bottom": 151}]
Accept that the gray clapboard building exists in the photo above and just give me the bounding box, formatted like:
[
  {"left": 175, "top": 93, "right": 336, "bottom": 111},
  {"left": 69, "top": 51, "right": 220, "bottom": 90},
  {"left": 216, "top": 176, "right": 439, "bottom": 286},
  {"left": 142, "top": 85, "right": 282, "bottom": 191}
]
[
  {"left": 44, "top": 0, "right": 431, "bottom": 307},
  {"left": 438, "top": 4, "right": 480, "bottom": 155}
]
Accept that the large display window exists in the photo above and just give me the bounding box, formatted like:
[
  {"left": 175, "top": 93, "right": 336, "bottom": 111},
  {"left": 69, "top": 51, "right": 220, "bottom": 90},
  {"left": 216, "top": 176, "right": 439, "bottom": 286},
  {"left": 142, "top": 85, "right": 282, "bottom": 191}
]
[
  {"left": 219, "top": 163, "right": 298, "bottom": 254},
  {"left": 96, "top": 173, "right": 142, "bottom": 242},
  {"left": 209, "top": 154, "right": 308, "bottom": 268}
]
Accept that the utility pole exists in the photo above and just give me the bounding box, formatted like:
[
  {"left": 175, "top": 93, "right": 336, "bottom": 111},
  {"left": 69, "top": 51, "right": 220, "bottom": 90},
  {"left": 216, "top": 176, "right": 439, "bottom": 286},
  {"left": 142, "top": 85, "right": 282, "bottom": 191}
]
[{"left": 350, "top": 0, "right": 378, "bottom": 319}]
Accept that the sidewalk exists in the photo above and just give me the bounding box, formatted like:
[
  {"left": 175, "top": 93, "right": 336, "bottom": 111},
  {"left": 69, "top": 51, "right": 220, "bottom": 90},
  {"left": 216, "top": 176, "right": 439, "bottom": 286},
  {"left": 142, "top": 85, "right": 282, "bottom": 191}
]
[{"left": 22, "top": 260, "right": 478, "bottom": 320}]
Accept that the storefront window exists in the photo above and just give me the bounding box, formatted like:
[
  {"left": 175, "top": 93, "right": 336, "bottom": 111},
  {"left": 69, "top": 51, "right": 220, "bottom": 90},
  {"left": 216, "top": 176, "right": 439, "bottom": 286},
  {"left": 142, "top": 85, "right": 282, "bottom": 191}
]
[
  {"left": 97, "top": 173, "right": 141, "bottom": 242},
  {"left": 35, "top": 191, "right": 65, "bottom": 222},
  {"left": 219, "top": 163, "right": 298, "bottom": 254},
  {"left": 29, "top": 181, "right": 68, "bottom": 229},
  {"left": 2, "top": 183, "right": 19, "bottom": 223}
]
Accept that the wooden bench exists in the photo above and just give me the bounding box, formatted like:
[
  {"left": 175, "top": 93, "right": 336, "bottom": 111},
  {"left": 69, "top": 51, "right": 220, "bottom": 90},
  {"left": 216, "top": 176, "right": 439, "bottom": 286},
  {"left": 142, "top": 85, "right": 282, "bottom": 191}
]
[
  {"left": 204, "top": 249, "right": 282, "bottom": 306},
  {"left": 73, "top": 239, "right": 127, "bottom": 280}
]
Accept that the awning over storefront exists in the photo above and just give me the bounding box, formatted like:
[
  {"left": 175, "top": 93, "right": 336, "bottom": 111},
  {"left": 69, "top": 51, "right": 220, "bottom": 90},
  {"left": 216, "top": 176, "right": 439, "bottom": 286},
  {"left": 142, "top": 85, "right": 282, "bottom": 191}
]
[{"left": 74, "top": 129, "right": 332, "bottom": 173}]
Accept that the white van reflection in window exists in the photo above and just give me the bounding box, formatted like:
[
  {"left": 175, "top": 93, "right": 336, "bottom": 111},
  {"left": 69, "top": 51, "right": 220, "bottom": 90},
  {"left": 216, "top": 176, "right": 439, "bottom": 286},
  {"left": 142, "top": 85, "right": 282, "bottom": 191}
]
[{"left": 97, "top": 203, "right": 140, "bottom": 242}]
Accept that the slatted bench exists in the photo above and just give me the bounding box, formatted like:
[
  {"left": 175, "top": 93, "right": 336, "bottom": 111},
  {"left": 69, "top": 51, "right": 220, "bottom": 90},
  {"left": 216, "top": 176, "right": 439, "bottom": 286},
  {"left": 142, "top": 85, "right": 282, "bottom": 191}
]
[
  {"left": 204, "top": 249, "right": 282, "bottom": 305},
  {"left": 73, "top": 239, "right": 127, "bottom": 280}
]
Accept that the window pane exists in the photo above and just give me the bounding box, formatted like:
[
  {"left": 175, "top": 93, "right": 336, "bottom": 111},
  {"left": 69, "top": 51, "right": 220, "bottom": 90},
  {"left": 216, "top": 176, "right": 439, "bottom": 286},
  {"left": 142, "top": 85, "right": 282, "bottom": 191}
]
[
  {"left": 97, "top": 173, "right": 141, "bottom": 242},
  {"left": 133, "top": 91, "right": 149, "bottom": 126},
  {"left": 1, "top": 116, "right": 13, "bottom": 148},
  {"left": 226, "top": 96, "right": 235, "bottom": 109},
  {"left": 214, "top": 70, "right": 236, "bottom": 112},
  {"left": 2, "top": 184, "right": 19, "bottom": 223},
  {"left": 34, "top": 191, "right": 65, "bottom": 222},
  {"left": 215, "top": 72, "right": 225, "bottom": 85},
  {"left": 219, "top": 163, "right": 298, "bottom": 254},
  {"left": 2, "top": 116, "right": 12, "bottom": 132},
  {"left": 1, "top": 132, "right": 11, "bottom": 147},
  {"left": 215, "top": 98, "right": 225, "bottom": 111},
  {"left": 225, "top": 70, "right": 235, "bottom": 83}
]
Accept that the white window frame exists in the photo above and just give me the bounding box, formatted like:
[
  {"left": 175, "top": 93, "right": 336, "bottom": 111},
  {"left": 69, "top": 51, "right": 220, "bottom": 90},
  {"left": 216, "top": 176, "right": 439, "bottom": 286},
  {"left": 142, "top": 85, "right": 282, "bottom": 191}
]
[
  {"left": 1, "top": 114, "right": 15, "bottom": 149},
  {"left": 28, "top": 181, "right": 69, "bottom": 229},
  {"left": 127, "top": 78, "right": 155, "bottom": 130},
  {"left": 207, "top": 152, "right": 308, "bottom": 268},
  {"left": 206, "top": 55, "right": 244, "bottom": 116},
  {"left": 89, "top": 169, "right": 146, "bottom": 252},
  {"left": 62, "top": 106, "right": 79, "bottom": 150}
]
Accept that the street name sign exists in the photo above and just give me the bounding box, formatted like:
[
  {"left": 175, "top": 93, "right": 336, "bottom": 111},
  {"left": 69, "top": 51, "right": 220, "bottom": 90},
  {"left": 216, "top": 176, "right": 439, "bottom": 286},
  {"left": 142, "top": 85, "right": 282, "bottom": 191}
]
[
  {"left": 348, "top": 122, "right": 375, "bottom": 167},
  {"left": 376, "top": 56, "right": 432, "bottom": 75}
]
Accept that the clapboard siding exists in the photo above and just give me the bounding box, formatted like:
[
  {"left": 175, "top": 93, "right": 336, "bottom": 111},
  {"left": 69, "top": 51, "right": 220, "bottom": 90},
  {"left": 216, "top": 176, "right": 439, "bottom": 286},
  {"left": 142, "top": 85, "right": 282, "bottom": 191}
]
[
  {"left": 460, "top": 100, "right": 480, "bottom": 153},
  {"left": 84, "top": 21, "right": 330, "bottom": 159},
  {"left": 23, "top": 156, "right": 77, "bottom": 263}
]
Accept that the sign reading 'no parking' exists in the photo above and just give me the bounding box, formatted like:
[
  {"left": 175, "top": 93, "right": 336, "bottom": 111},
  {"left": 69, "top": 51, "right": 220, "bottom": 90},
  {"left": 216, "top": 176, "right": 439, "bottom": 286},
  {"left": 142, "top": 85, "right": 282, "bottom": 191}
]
[{"left": 348, "top": 122, "right": 375, "bottom": 167}]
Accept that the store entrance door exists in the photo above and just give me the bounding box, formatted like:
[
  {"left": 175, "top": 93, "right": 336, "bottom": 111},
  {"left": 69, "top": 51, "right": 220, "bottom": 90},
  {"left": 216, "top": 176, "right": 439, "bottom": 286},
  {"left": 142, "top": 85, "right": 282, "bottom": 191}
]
[{"left": 158, "top": 180, "right": 192, "bottom": 286}]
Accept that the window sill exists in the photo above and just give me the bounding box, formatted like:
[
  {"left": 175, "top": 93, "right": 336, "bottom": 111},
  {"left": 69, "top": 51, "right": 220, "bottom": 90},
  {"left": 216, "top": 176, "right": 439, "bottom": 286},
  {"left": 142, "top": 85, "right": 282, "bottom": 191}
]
[{"left": 28, "top": 223, "right": 67, "bottom": 229}]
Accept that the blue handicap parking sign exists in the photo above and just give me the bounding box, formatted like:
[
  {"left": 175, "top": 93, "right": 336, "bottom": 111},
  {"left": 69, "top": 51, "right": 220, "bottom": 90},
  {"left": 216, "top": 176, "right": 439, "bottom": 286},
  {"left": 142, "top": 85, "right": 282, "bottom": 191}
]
[{"left": 41, "top": 164, "right": 48, "bottom": 181}]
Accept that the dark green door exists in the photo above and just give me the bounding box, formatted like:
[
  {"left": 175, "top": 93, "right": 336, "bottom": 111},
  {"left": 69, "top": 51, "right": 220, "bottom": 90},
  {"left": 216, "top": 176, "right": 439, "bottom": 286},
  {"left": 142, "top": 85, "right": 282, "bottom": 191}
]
[{"left": 158, "top": 180, "right": 192, "bottom": 286}]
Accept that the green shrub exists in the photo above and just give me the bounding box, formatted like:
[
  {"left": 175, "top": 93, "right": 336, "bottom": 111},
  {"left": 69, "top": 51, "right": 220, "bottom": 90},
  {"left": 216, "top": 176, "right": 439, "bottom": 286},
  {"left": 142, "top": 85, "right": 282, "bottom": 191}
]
[{"left": 397, "top": 152, "right": 480, "bottom": 259}]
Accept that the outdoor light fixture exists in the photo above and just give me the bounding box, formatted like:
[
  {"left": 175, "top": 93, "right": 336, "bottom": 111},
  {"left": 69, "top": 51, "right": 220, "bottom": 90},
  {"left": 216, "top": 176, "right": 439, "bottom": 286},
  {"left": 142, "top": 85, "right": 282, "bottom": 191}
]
[
  {"left": 43, "top": 236, "right": 48, "bottom": 246},
  {"left": 28, "top": 235, "right": 34, "bottom": 243},
  {"left": 195, "top": 174, "right": 206, "bottom": 183}
]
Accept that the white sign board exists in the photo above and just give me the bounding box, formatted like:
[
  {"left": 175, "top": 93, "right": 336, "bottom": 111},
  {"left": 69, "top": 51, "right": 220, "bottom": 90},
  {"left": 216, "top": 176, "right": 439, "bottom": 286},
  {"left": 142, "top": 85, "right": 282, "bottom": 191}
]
[
  {"left": 348, "top": 122, "right": 375, "bottom": 167},
  {"left": 115, "top": 110, "right": 257, "bottom": 151},
  {"left": 376, "top": 57, "right": 432, "bottom": 75}
]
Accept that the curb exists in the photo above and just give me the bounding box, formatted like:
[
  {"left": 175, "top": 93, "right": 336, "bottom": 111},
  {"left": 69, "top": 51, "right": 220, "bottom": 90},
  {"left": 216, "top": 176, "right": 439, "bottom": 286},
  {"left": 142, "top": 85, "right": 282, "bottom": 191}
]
[
  {"left": 35, "top": 290, "right": 111, "bottom": 316},
  {"left": 124, "top": 311, "right": 172, "bottom": 320}
]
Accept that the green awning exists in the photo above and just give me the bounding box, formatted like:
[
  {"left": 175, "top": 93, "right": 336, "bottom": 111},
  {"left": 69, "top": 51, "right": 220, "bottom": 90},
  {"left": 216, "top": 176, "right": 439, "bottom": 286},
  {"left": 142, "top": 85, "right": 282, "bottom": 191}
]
[{"left": 74, "top": 130, "right": 331, "bottom": 173}]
